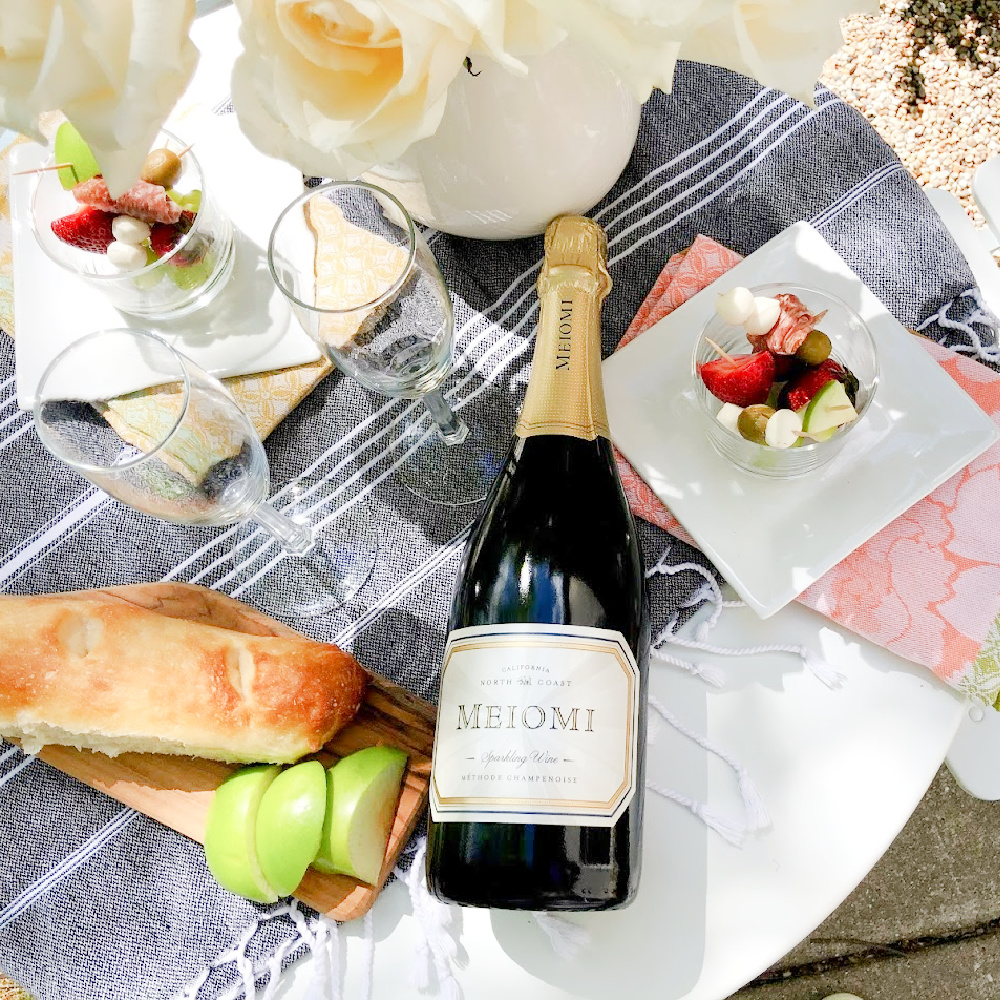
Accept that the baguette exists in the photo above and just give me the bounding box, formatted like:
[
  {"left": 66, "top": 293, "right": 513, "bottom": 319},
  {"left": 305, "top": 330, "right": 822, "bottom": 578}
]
[{"left": 0, "top": 594, "right": 368, "bottom": 763}]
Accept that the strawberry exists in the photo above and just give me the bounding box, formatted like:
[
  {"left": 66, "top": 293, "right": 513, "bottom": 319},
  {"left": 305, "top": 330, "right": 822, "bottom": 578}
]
[
  {"left": 50, "top": 207, "right": 116, "bottom": 253},
  {"left": 781, "top": 359, "right": 847, "bottom": 411},
  {"left": 699, "top": 350, "right": 775, "bottom": 407},
  {"left": 770, "top": 351, "right": 803, "bottom": 380},
  {"left": 149, "top": 222, "right": 182, "bottom": 257},
  {"left": 150, "top": 217, "right": 210, "bottom": 268}
]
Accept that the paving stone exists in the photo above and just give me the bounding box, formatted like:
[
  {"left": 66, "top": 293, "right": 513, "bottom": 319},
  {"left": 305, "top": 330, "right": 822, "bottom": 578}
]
[
  {"left": 733, "top": 766, "right": 1000, "bottom": 997},
  {"left": 731, "top": 927, "right": 1000, "bottom": 1000},
  {"left": 796, "top": 766, "right": 1000, "bottom": 959}
]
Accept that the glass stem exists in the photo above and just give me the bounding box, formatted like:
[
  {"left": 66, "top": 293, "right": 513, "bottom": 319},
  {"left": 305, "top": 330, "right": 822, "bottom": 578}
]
[
  {"left": 252, "top": 501, "right": 315, "bottom": 557},
  {"left": 421, "top": 390, "right": 469, "bottom": 445}
]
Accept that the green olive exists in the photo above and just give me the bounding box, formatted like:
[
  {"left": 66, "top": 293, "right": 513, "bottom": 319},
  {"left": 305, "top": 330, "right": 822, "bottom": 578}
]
[
  {"left": 737, "top": 404, "right": 775, "bottom": 444},
  {"left": 140, "top": 148, "right": 182, "bottom": 188},
  {"left": 795, "top": 329, "right": 832, "bottom": 366}
]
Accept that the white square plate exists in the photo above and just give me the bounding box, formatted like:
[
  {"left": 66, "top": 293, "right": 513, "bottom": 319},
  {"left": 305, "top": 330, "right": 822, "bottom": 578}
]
[
  {"left": 10, "top": 106, "right": 322, "bottom": 410},
  {"left": 602, "top": 221, "right": 1000, "bottom": 618}
]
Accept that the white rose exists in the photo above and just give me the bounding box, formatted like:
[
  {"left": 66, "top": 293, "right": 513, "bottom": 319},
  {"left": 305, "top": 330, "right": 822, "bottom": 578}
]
[
  {"left": 519, "top": 0, "right": 685, "bottom": 100},
  {"left": 474, "top": 0, "right": 565, "bottom": 61},
  {"left": 679, "top": 0, "right": 880, "bottom": 104},
  {"left": 522, "top": 0, "right": 878, "bottom": 104},
  {"left": 232, "top": 0, "right": 520, "bottom": 179},
  {"left": 0, "top": 1, "right": 198, "bottom": 196}
]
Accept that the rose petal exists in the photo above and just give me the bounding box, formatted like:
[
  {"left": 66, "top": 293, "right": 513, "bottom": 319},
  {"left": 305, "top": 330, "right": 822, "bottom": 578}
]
[{"left": 33, "top": 0, "right": 197, "bottom": 197}]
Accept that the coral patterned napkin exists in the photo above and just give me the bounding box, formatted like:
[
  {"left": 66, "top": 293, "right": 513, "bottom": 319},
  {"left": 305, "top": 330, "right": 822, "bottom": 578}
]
[{"left": 615, "top": 235, "right": 1000, "bottom": 707}]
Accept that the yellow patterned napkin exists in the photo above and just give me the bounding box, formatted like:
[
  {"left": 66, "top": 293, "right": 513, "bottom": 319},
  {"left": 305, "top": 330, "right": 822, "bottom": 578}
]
[
  {"left": 96, "top": 359, "right": 331, "bottom": 483},
  {"left": 305, "top": 194, "right": 410, "bottom": 350},
  {"left": 0, "top": 130, "right": 332, "bottom": 477},
  {"left": 0, "top": 132, "right": 28, "bottom": 334}
]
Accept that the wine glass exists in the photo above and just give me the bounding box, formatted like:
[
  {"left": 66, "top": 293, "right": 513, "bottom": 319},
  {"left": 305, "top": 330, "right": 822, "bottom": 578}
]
[
  {"left": 267, "top": 181, "right": 506, "bottom": 506},
  {"left": 33, "top": 328, "right": 379, "bottom": 617}
]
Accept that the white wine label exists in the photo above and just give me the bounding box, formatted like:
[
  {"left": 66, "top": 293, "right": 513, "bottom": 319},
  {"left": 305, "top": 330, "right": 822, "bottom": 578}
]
[{"left": 430, "top": 623, "right": 640, "bottom": 827}]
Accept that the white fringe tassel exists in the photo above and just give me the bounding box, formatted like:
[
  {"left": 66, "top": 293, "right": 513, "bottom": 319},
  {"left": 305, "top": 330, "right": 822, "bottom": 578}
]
[
  {"left": 667, "top": 630, "right": 845, "bottom": 689},
  {"left": 399, "top": 837, "right": 463, "bottom": 1000},
  {"left": 645, "top": 778, "right": 746, "bottom": 846},
  {"left": 179, "top": 900, "right": 347, "bottom": 1000},
  {"left": 648, "top": 693, "right": 771, "bottom": 832},
  {"left": 299, "top": 907, "right": 341, "bottom": 1000},
  {"left": 360, "top": 910, "right": 375, "bottom": 1000},
  {"left": 916, "top": 287, "right": 1000, "bottom": 364},
  {"left": 645, "top": 547, "right": 845, "bottom": 689},
  {"left": 650, "top": 645, "right": 727, "bottom": 687},
  {"left": 640, "top": 549, "right": 773, "bottom": 842}
]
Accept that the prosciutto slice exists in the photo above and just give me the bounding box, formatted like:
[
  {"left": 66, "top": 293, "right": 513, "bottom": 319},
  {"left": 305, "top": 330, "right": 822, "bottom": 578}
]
[
  {"left": 73, "top": 177, "right": 183, "bottom": 225},
  {"left": 747, "top": 293, "right": 827, "bottom": 355}
]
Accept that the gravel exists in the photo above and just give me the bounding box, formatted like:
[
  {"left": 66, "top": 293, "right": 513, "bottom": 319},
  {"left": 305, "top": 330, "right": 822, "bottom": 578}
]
[{"left": 821, "top": 0, "right": 1000, "bottom": 229}]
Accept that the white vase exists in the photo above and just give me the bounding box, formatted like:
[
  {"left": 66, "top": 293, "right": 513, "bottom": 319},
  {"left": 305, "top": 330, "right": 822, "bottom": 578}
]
[{"left": 364, "top": 39, "right": 642, "bottom": 240}]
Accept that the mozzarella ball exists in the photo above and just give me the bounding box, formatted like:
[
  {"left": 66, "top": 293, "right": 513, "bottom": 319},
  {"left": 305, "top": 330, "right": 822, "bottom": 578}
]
[
  {"left": 716, "top": 402, "right": 743, "bottom": 433},
  {"left": 107, "top": 240, "right": 149, "bottom": 271},
  {"left": 111, "top": 215, "right": 151, "bottom": 245},
  {"left": 745, "top": 296, "right": 782, "bottom": 336},
  {"left": 764, "top": 408, "right": 803, "bottom": 449},
  {"left": 716, "top": 287, "right": 755, "bottom": 325}
]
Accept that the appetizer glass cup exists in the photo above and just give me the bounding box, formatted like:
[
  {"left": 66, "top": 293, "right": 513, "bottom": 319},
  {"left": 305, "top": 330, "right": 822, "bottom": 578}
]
[
  {"left": 33, "top": 328, "right": 378, "bottom": 617},
  {"left": 692, "top": 284, "right": 879, "bottom": 478},
  {"left": 31, "top": 129, "right": 235, "bottom": 320},
  {"left": 268, "top": 180, "right": 504, "bottom": 506}
]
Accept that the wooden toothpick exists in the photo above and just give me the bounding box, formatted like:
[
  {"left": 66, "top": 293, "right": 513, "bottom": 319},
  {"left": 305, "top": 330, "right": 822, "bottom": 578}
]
[
  {"left": 704, "top": 337, "right": 734, "bottom": 362},
  {"left": 12, "top": 162, "right": 74, "bottom": 176}
]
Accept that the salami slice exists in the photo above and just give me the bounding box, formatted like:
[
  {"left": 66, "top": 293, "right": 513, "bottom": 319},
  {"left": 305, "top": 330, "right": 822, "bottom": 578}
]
[
  {"left": 746, "top": 293, "right": 827, "bottom": 355},
  {"left": 73, "top": 177, "right": 183, "bottom": 225}
]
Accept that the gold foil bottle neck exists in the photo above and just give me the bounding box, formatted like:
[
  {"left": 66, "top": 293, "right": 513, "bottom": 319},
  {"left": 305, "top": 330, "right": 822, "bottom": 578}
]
[
  {"left": 516, "top": 215, "right": 611, "bottom": 441},
  {"left": 539, "top": 216, "right": 612, "bottom": 302}
]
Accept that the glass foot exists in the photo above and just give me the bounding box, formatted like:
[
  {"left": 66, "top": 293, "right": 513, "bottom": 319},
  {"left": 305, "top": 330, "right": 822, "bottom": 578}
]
[
  {"left": 396, "top": 407, "right": 508, "bottom": 506},
  {"left": 228, "top": 489, "right": 380, "bottom": 619}
]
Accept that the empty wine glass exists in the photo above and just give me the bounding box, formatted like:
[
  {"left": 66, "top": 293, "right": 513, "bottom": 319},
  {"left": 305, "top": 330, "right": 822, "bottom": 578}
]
[
  {"left": 33, "top": 328, "right": 378, "bottom": 617},
  {"left": 268, "top": 181, "right": 505, "bottom": 506}
]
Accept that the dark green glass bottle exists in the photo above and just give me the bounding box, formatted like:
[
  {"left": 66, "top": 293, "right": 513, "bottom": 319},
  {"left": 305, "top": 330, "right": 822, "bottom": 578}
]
[{"left": 426, "top": 216, "right": 648, "bottom": 910}]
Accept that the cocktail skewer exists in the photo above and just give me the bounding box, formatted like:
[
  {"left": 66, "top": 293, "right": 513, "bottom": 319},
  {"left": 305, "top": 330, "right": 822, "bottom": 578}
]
[
  {"left": 13, "top": 144, "right": 193, "bottom": 179},
  {"left": 12, "top": 162, "right": 73, "bottom": 176},
  {"left": 704, "top": 337, "right": 734, "bottom": 361}
]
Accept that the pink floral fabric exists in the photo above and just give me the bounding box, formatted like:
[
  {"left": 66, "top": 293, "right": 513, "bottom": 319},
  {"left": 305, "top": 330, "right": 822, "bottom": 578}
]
[
  {"left": 614, "top": 235, "right": 1000, "bottom": 703},
  {"left": 800, "top": 345, "right": 1000, "bottom": 694}
]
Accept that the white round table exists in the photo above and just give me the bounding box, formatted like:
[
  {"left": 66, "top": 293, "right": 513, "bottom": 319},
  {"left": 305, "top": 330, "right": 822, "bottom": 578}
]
[{"left": 275, "top": 596, "right": 964, "bottom": 1000}]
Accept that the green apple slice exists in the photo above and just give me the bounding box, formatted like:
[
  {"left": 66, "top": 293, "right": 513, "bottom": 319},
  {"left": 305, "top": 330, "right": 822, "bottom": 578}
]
[
  {"left": 204, "top": 764, "right": 281, "bottom": 903},
  {"left": 166, "top": 251, "right": 215, "bottom": 291},
  {"left": 167, "top": 188, "right": 202, "bottom": 213},
  {"left": 313, "top": 745, "right": 407, "bottom": 884},
  {"left": 54, "top": 121, "right": 101, "bottom": 189},
  {"left": 255, "top": 760, "right": 327, "bottom": 896},
  {"left": 801, "top": 379, "right": 858, "bottom": 441}
]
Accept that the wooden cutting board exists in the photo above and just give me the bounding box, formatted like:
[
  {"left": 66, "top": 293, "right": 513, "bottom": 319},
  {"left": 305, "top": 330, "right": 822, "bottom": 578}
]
[{"left": 28, "top": 582, "right": 436, "bottom": 921}]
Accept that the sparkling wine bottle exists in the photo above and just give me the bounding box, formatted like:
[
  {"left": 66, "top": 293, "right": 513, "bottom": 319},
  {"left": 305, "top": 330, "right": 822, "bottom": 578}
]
[{"left": 426, "top": 216, "right": 649, "bottom": 910}]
